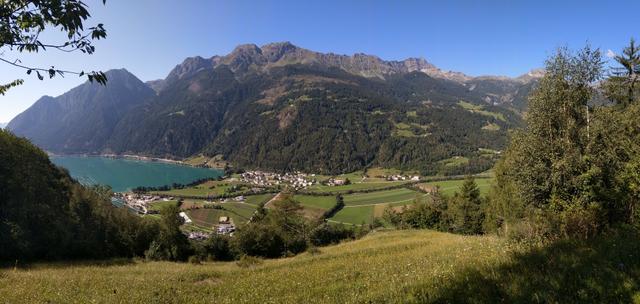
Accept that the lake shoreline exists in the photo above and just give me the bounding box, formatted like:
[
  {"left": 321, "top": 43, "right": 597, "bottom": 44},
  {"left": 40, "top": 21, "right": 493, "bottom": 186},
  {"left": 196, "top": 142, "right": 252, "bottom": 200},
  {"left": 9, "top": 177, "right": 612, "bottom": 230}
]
[
  {"left": 50, "top": 156, "right": 224, "bottom": 193},
  {"left": 47, "top": 153, "right": 216, "bottom": 170}
]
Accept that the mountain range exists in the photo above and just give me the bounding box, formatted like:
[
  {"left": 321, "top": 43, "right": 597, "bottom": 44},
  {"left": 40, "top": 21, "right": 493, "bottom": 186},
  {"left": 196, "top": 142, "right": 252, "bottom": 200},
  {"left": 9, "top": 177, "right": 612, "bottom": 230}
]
[{"left": 8, "top": 42, "right": 540, "bottom": 175}]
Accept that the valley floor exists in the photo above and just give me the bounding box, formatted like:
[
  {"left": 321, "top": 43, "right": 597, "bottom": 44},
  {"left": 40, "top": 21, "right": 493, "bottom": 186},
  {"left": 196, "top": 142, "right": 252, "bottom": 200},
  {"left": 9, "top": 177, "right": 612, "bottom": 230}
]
[{"left": 1, "top": 229, "right": 639, "bottom": 303}]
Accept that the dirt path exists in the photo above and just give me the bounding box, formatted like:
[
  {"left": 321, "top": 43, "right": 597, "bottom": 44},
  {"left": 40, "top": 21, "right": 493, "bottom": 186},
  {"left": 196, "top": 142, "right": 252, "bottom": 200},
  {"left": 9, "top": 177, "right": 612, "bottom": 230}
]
[{"left": 264, "top": 192, "right": 283, "bottom": 208}]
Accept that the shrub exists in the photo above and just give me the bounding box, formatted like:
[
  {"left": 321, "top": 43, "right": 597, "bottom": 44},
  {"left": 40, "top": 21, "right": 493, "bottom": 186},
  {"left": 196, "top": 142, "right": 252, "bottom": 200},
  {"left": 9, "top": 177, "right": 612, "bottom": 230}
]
[
  {"left": 232, "top": 223, "right": 286, "bottom": 258},
  {"left": 309, "top": 223, "right": 355, "bottom": 246},
  {"left": 202, "top": 234, "right": 235, "bottom": 261}
]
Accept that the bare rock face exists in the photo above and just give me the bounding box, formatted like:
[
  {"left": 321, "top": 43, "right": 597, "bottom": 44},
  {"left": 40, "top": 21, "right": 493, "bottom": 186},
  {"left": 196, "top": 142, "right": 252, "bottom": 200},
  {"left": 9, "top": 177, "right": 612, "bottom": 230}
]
[
  {"left": 516, "top": 68, "right": 545, "bottom": 83},
  {"left": 151, "top": 42, "right": 541, "bottom": 94}
]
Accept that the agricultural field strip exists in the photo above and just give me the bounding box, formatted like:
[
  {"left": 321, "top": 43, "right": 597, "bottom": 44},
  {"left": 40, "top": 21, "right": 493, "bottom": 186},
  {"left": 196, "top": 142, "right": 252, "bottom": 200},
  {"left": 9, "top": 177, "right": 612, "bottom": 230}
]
[
  {"left": 342, "top": 197, "right": 420, "bottom": 208},
  {"left": 325, "top": 219, "right": 362, "bottom": 226},
  {"left": 343, "top": 188, "right": 423, "bottom": 206}
]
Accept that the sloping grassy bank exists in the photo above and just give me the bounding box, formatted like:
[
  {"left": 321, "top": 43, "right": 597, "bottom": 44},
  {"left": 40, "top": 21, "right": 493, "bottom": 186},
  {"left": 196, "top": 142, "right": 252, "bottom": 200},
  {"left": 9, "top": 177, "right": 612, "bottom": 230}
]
[{"left": 1, "top": 229, "right": 638, "bottom": 303}]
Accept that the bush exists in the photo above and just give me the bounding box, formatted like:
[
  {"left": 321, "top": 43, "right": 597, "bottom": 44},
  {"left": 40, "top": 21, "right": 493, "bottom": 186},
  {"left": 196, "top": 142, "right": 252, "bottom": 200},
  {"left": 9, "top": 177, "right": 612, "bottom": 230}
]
[
  {"left": 310, "top": 223, "right": 355, "bottom": 246},
  {"left": 322, "top": 195, "right": 345, "bottom": 219},
  {"left": 232, "top": 223, "right": 287, "bottom": 258},
  {"left": 145, "top": 205, "right": 192, "bottom": 261},
  {"left": 201, "top": 234, "right": 235, "bottom": 261},
  {"left": 385, "top": 198, "right": 448, "bottom": 231}
]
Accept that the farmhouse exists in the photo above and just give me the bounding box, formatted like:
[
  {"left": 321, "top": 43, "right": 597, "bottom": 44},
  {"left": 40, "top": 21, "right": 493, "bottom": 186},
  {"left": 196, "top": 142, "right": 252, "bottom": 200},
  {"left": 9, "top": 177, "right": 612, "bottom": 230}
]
[
  {"left": 216, "top": 224, "right": 235, "bottom": 234},
  {"left": 179, "top": 212, "right": 192, "bottom": 223},
  {"left": 219, "top": 216, "right": 230, "bottom": 224}
]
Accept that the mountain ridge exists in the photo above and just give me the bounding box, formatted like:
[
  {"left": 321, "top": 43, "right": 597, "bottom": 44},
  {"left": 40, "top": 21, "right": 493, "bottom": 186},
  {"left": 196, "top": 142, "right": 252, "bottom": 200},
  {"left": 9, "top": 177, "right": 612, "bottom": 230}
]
[
  {"left": 149, "top": 42, "right": 541, "bottom": 93},
  {"left": 7, "top": 69, "right": 156, "bottom": 153},
  {"left": 9, "top": 42, "right": 538, "bottom": 174}
]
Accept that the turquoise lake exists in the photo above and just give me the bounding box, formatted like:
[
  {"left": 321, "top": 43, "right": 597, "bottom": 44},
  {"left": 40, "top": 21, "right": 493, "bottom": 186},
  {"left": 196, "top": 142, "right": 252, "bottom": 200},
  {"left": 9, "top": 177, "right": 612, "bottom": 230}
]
[{"left": 50, "top": 156, "right": 223, "bottom": 192}]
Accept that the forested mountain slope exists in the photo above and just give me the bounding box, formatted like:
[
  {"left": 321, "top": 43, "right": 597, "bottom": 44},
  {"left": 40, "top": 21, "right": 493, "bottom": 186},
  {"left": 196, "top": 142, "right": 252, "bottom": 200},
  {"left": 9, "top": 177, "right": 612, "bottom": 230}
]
[{"left": 9, "top": 42, "right": 538, "bottom": 174}]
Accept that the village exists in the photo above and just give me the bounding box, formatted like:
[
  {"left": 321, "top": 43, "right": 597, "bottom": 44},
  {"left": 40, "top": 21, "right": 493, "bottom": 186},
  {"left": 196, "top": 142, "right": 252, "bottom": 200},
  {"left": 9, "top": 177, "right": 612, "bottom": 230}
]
[
  {"left": 111, "top": 169, "right": 439, "bottom": 241},
  {"left": 239, "top": 170, "right": 319, "bottom": 189}
]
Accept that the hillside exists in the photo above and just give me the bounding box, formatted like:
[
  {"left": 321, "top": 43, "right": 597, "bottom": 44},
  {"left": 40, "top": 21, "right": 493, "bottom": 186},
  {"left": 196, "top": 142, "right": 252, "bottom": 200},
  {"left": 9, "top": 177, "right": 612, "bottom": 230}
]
[
  {"left": 7, "top": 69, "right": 155, "bottom": 153},
  {"left": 8, "top": 42, "right": 538, "bottom": 174},
  {"left": 2, "top": 229, "right": 638, "bottom": 303}
]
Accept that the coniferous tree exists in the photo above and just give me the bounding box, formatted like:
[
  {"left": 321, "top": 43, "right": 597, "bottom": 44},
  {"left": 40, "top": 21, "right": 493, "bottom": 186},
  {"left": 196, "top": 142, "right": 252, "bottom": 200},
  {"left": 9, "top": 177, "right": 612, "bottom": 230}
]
[
  {"left": 448, "top": 176, "right": 484, "bottom": 234},
  {"left": 605, "top": 38, "right": 640, "bottom": 106}
]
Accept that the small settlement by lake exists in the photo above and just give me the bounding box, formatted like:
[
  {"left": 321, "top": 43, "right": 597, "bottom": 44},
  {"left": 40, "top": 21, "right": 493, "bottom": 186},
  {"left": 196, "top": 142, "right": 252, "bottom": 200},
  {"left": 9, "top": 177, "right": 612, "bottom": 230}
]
[{"left": 52, "top": 155, "right": 450, "bottom": 240}]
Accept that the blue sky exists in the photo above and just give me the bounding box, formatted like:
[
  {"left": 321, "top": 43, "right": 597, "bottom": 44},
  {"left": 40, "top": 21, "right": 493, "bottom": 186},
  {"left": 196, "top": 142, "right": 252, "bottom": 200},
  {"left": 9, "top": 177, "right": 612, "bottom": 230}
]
[{"left": 0, "top": 0, "right": 636, "bottom": 122}]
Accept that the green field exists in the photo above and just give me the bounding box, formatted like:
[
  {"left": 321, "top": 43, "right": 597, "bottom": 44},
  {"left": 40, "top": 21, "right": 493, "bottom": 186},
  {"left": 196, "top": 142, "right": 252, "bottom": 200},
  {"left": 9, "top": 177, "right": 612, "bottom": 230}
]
[
  {"left": 330, "top": 205, "right": 374, "bottom": 224},
  {"left": 458, "top": 100, "right": 506, "bottom": 121},
  {"left": 365, "top": 167, "right": 418, "bottom": 178},
  {"left": 153, "top": 180, "right": 249, "bottom": 198},
  {"left": 293, "top": 195, "right": 337, "bottom": 210},
  {"left": 342, "top": 188, "right": 422, "bottom": 206},
  {"left": 327, "top": 188, "right": 424, "bottom": 224},
  {"left": 186, "top": 202, "right": 257, "bottom": 227},
  {"left": 420, "top": 177, "right": 493, "bottom": 196},
  {"left": 305, "top": 181, "right": 408, "bottom": 194},
  {"left": 244, "top": 193, "right": 276, "bottom": 206},
  {"left": 147, "top": 200, "right": 178, "bottom": 211},
  {"left": 437, "top": 156, "right": 470, "bottom": 168},
  {"left": 223, "top": 202, "right": 257, "bottom": 219}
]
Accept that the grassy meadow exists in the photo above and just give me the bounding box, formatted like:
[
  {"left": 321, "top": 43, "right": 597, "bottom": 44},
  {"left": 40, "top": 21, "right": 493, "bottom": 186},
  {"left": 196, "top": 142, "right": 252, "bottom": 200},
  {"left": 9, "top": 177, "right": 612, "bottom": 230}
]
[
  {"left": 244, "top": 193, "right": 276, "bottom": 206},
  {"left": 326, "top": 188, "right": 425, "bottom": 225},
  {"left": 153, "top": 180, "right": 248, "bottom": 198},
  {"left": 147, "top": 200, "right": 178, "bottom": 212},
  {"left": 342, "top": 188, "right": 422, "bottom": 206},
  {"left": 3, "top": 228, "right": 638, "bottom": 303},
  {"left": 419, "top": 177, "right": 493, "bottom": 196},
  {"left": 305, "top": 181, "right": 408, "bottom": 194},
  {"left": 330, "top": 205, "right": 374, "bottom": 224},
  {"left": 185, "top": 202, "right": 257, "bottom": 227}
]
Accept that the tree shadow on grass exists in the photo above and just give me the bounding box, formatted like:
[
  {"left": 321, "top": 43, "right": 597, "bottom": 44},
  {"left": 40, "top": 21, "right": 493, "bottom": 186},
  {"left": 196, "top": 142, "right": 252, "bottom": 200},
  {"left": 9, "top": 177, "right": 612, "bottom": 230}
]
[{"left": 409, "top": 228, "right": 640, "bottom": 303}]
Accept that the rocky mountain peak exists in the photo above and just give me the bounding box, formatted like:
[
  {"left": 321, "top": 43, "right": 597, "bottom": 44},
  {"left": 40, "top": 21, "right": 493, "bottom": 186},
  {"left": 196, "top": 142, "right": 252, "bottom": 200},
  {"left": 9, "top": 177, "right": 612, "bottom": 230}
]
[
  {"left": 151, "top": 42, "right": 540, "bottom": 94},
  {"left": 516, "top": 68, "right": 545, "bottom": 82}
]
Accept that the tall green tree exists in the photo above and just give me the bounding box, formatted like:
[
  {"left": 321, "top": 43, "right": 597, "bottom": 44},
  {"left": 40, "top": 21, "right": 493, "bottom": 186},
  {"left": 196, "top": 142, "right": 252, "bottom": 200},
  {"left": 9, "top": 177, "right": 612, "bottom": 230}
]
[
  {"left": 604, "top": 38, "right": 640, "bottom": 106},
  {"left": 448, "top": 176, "right": 484, "bottom": 234},
  {"left": 0, "top": 0, "right": 108, "bottom": 95},
  {"left": 145, "top": 204, "right": 191, "bottom": 261},
  {"left": 491, "top": 46, "right": 605, "bottom": 238}
]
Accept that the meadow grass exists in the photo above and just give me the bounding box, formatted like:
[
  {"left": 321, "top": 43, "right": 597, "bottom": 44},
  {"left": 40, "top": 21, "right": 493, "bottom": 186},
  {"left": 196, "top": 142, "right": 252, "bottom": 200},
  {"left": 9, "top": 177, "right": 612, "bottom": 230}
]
[
  {"left": 293, "top": 195, "right": 337, "bottom": 210},
  {"left": 2, "top": 229, "right": 639, "bottom": 303},
  {"left": 342, "top": 188, "right": 422, "bottom": 206},
  {"left": 186, "top": 202, "right": 257, "bottom": 227},
  {"left": 458, "top": 100, "right": 506, "bottom": 121},
  {"left": 420, "top": 177, "right": 493, "bottom": 196},
  {"left": 365, "top": 167, "right": 418, "bottom": 178},
  {"left": 330, "top": 205, "right": 374, "bottom": 224},
  {"left": 306, "top": 181, "right": 407, "bottom": 194},
  {"left": 221, "top": 202, "right": 257, "bottom": 219},
  {"left": 437, "top": 156, "right": 470, "bottom": 168},
  {"left": 0, "top": 230, "right": 511, "bottom": 304},
  {"left": 153, "top": 180, "right": 247, "bottom": 198},
  {"left": 244, "top": 193, "right": 276, "bottom": 206},
  {"left": 147, "top": 200, "right": 178, "bottom": 211}
]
